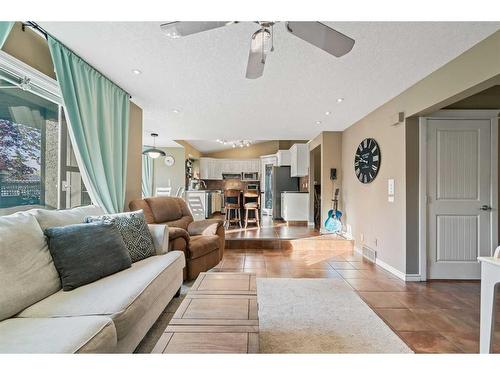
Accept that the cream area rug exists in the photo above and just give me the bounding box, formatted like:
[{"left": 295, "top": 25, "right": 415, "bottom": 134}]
[{"left": 257, "top": 278, "right": 413, "bottom": 353}]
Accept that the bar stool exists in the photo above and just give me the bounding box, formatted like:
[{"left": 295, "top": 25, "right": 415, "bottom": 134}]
[
  {"left": 243, "top": 189, "right": 260, "bottom": 228},
  {"left": 224, "top": 189, "right": 242, "bottom": 229}
]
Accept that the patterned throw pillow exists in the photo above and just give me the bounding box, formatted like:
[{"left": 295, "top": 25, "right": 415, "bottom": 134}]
[{"left": 85, "top": 210, "right": 156, "bottom": 262}]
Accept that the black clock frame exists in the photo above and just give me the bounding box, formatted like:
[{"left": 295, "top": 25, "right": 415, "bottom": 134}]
[{"left": 354, "top": 138, "right": 381, "bottom": 184}]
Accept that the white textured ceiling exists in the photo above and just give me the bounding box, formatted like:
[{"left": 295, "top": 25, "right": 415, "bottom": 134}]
[{"left": 40, "top": 22, "right": 499, "bottom": 147}]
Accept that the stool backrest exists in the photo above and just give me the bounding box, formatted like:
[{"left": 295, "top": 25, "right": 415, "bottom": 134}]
[
  {"left": 243, "top": 189, "right": 260, "bottom": 206},
  {"left": 224, "top": 189, "right": 240, "bottom": 205}
]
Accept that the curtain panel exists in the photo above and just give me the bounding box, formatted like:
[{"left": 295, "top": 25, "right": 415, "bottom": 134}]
[
  {"left": 0, "top": 22, "right": 14, "bottom": 48},
  {"left": 48, "top": 36, "right": 130, "bottom": 213},
  {"left": 142, "top": 150, "right": 153, "bottom": 197}
]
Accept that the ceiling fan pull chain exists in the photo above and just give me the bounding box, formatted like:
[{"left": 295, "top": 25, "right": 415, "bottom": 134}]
[
  {"left": 261, "top": 29, "right": 265, "bottom": 64},
  {"left": 271, "top": 24, "right": 274, "bottom": 52}
]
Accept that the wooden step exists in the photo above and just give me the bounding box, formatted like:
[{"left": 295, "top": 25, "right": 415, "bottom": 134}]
[{"left": 225, "top": 235, "right": 354, "bottom": 250}]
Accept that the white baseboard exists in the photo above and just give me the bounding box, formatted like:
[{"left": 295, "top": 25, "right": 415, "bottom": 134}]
[
  {"left": 354, "top": 246, "right": 421, "bottom": 282},
  {"left": 405, "top": 274, "right": 424, "bottom": 282}
]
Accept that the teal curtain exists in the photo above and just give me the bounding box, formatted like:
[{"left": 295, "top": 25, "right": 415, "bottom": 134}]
[
  {"left": 142, "top": 150, "right": 153, "bottom": 197},
  {"left": 48, "top": 36, "right": 130, "bottom": 213},
  {"left": 0, "top": 22, "right": 14, "bottom": 48}
]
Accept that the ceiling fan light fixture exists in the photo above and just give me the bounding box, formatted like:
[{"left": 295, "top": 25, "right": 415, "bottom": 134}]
[{"left": 142, "top": 133, "right": 166, "bottom": 159}]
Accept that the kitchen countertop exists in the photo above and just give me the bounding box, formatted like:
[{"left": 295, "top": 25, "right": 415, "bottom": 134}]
[
  {"left": 186, "top": 190, "right": 222, "bottom": 193},
  {"left": 281, "top": 191, "right": 309, "bottom": 194}
]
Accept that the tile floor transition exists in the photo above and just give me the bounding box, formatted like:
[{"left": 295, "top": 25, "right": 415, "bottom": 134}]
[{"left": 137, "top": 238, "right": 500, "bottom": 354}]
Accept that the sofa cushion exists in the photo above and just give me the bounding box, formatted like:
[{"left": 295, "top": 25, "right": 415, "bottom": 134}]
[
  {"left": 0, "top": 316, "right": 116, "bottom": 353},
  {"left": 86, "top": 210, "right": 156, "bottom": 262},
  {"left": 18, "top": 251, "right": 186, "bottom": 341},
  {"left": 45, "top": 222, "right": 132, "bottom": 291},
  {"left": 32, "top": 205, "right": 105, "bottom": 231},
  {"left": 0, "top": 213, "right": 61, "bottom": 321},
  {"left": 145, "top": 197, "right": 186, "bottom": 224},
  {"left": 189, "top": 235, "right": 219, "bottom": 259}
]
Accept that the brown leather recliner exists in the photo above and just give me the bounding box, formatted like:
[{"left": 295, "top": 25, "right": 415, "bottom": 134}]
[{"left": 129, "top": 197, "right": 224, "bottom": 281}]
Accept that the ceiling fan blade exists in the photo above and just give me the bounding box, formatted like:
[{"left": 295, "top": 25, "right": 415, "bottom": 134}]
[
  {"left": 245, "top": 29, "right": 271, "bottom": 79},
  {"left": 160, "top": 21, "right": 234, "bottom": 38},
  {"left": 286, "top": 22, "right": 355, "bottom": 57}
]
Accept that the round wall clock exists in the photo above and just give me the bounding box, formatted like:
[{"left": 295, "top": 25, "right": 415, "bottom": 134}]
[
  {"left": 164, "top": 155, "right": 175, "bottom": 167},
  {"left": 354, "top": 138, "right": 381, "bottom": 184}
]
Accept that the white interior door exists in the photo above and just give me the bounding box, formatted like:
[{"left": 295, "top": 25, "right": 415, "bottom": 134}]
[{"left": 427, "top": 118, "right": 493, "bottom": 279}]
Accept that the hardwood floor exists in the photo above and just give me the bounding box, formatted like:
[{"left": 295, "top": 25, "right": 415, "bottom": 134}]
[{"left": 214, "top": 243, "right": 500, "bottom": 354}]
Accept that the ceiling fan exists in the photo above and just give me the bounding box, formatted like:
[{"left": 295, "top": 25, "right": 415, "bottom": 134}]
[{"left": 160, "top": 21, "right": 355, "bottom": 79}]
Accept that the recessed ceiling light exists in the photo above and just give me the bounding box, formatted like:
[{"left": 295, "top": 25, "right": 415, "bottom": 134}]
[
  {"left": 316, "top": 121, "right": 322, "bottom": 125},
  {"left": 336, "top": 98, "right": 344, "bottom": 103},
  {"left": 172, "top": 109, "right": 181, "bottom": 114},
  {"left": 325, "top": 111, "right": 331, "bottom": 116},
  {"left": 132, "top": 69, "right": 142, "bottom": 75}
]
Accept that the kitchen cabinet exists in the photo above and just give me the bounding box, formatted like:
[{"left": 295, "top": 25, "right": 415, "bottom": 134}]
[
  {"left": 276, "top": 150, "right": 291, "bottom": 166},
  {"left": 281, "top": 192, "right": 309, "bottom": 221},
  {"left": 289, "top": 144, "right": 309, "bottom": 177},
  {"left": 185, "top": 190, "right": 224, "bottom": 220},
  {"left": 199, "top": 157, "right": 259, "bottom": 180}
]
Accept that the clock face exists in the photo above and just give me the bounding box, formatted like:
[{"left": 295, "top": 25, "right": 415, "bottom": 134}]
[
  {"left": 164, "top": 156, "right": 175, "bottom": 167},
  {"left": 354, "top": 138, "right": 381, "bottom": 184}
]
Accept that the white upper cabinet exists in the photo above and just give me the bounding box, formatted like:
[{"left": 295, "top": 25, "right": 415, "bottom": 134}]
[
  {"left": 276, "top": 150, "right": 291, "bottom": 166},
  {"left": 199, "top": 157, "right": 259, "bottom": 180},
  {"left": 289, "top": 144, "right": 309, "bottom": 177},
  {"left": 199, "top": 157, "right": 210, "bottom": 179}
]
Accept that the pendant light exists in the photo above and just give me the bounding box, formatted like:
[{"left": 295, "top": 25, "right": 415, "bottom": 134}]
[{"left": 142, "top": 133, "right": 166, "bottom": 159}]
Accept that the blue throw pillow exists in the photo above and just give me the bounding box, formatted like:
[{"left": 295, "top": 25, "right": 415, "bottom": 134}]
[{"left": 45, "top": 221, "right": 132, "bottom": 291}]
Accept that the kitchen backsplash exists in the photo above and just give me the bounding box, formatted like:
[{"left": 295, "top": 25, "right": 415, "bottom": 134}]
[{"left": 203, "top": 179, "right": 260, "bottom": 191}]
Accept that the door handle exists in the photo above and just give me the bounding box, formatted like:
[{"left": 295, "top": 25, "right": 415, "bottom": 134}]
[{"left": 480, "top": 205, "right": 492, "bottom": 211}]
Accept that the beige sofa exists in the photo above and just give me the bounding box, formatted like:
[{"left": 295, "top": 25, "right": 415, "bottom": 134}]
[{"left": 0, "top": 206, "right": 185, "bottom": 353}]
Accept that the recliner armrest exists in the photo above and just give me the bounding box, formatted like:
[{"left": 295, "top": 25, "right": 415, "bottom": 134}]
[
  {"left": 147, "top": 224, "right": 169, "bottom": 255},
  {"left": 187, "top": 219, "right": 224, "bottom": 236},
  {"left": 168, "top": 227, "right": 190, "bottom": 242}
]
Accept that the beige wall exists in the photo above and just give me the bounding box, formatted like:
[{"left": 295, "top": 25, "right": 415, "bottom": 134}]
[
  {"left": 124, "top": 103, "right": 143, "bottom": 210},
  {"left": 308, "top": 132, "right": 342, "bottom": 226},
  {"left": 3, "top": 22, "right": 144, "bottom": 212},
  {"left": 3, "top": 22, "right": 55, "bottom": 79},
  {"left": 204, "top": 141, "right": 279, "bottom": 159},
  {"left": 321, "top": 132, "right": 343, "bottom": 224},
  {"left": 342, "top": 30, "right": 500, "bottom": 274},
  {"left": 175, "top": 140, "right": 202, "bottom": 160},
  {"left": 153, "top": 147, "right": 186, "bottom": 196},
  {"left": 201, "top": 140, "right": 307, "bottom": 159}
]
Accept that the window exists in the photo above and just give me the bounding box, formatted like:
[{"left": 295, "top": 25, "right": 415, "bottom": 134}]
[{"left": 0, "top": 51, "right": 89, "bottom": 214}]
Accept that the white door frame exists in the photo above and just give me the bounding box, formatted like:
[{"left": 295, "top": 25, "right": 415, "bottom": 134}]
[{"left": 419, "top": 110, "right": 499, "bottom": 281}]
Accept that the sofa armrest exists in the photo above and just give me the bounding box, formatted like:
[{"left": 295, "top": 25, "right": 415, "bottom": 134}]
[
  {"left": 148, "top": 224, "right": 169, "bottom": 255},
  {"left": 187, "top": 219, "right": 224, "bottom": 236}
]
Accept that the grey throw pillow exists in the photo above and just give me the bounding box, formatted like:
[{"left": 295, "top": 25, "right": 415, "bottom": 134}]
[
  {"left": 85, "top": 210, "right": 156, "bottom": 262},
  {"left": 45, "top": 222, "right": 132, "bottom": 291}
]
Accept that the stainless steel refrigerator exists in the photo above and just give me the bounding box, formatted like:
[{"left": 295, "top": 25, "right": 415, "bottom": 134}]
[{"left": 272, "top": 166, "right": 299, "bottom": 219}]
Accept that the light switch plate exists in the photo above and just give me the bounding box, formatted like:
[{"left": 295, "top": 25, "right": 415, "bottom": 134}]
[
  {"left": 388, "top": 196, "right": 394, "bottom": 203},
  {"left": 388, "top": 179, "right": 395, "bottom": 196}
]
